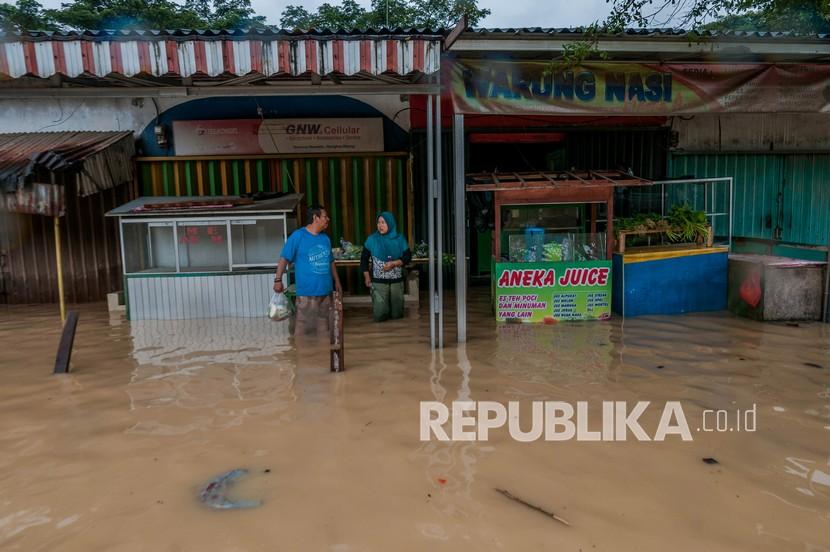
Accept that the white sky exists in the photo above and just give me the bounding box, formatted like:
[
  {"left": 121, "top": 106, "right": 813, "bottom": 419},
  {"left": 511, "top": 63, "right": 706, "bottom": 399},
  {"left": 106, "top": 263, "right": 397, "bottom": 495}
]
[{"left": 35, "top": 0, "right": 613, "bottom": 29}]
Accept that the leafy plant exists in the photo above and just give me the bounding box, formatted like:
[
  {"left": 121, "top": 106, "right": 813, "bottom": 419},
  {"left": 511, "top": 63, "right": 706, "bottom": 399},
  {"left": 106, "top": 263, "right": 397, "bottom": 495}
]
[
  {"left": 667, "top": 204, "right": 709, "bottom": 244},
  {"left": 617, "top": 206, "right": 709, "bottom": 246}
]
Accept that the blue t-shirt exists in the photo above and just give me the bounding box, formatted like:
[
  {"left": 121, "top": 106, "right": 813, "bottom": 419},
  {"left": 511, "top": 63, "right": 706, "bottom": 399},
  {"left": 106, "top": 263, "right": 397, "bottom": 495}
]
[{"left": 280, "top": 228, "right": 333, "bottom": 297}]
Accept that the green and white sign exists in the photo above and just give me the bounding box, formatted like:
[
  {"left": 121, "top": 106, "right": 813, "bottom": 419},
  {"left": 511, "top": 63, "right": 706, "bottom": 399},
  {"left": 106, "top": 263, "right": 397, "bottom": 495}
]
[{"left": 493, "top": 261, "right": 612, "bottom": 323}]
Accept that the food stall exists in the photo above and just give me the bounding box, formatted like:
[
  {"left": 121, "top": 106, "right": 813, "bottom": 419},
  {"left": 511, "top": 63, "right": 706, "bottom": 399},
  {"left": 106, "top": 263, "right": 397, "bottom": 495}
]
[
  {"left": 107, "top": 194, "right": 301, "bottom": 320},
  {"left": 612, "top": 207, "right": 729, "bottom": 316},
  {"left": 466, "top": 170, "right": 652, "bottom": 322}
]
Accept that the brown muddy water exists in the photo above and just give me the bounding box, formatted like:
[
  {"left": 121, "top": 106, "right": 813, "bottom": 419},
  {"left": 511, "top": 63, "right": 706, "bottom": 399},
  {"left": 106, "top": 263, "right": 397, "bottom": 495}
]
[{"left": 0, "top": 289, "right": 829, "bottom": 551}]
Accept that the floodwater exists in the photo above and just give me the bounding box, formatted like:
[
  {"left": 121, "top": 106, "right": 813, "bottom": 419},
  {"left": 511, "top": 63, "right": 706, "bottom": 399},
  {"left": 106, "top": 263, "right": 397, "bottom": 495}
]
[{"left": 0, "top": 289, "right": 828, "bottom": 551}]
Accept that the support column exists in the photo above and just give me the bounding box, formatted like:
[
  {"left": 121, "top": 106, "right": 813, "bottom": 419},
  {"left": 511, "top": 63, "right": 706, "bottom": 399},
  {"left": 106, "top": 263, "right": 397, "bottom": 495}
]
[
  {"left": 453, "top": 113, "right": 466, "bottom": 343},
  {"left": 426, "top": 95, "right": 436, "bottom": 349},
  {"left": 435, "top": 91, "right": 444, "bottom": 348}
]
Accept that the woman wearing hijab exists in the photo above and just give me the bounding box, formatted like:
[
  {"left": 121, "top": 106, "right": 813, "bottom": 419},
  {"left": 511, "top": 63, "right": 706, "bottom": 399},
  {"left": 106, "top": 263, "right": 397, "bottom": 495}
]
[{"left": 361, "top": 212, "right": 412, "bottom": 322}]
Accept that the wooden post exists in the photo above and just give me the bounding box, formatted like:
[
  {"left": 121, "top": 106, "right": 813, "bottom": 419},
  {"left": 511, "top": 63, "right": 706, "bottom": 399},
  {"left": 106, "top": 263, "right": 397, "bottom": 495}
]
[
  {"left": 54, "top": 311, "right": 79, "bottom": 374},
  {"left": 54, "top": 216, "right": 66, "bottom": 323},
  {"left": 605, "top": 190, "right": 614, "bottom": 260},
  {"left": 330, "top": 291, "right": 344, "bottom": 372}
]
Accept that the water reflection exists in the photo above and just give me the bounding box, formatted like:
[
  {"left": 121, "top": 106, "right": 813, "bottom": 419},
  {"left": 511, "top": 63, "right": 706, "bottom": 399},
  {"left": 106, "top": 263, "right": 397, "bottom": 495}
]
[
  {"left": 126, "top": 317, "right": 296, "bottom": 434},
  {"left": 412, "top": 347, "right": 498, "bottom": 546}
]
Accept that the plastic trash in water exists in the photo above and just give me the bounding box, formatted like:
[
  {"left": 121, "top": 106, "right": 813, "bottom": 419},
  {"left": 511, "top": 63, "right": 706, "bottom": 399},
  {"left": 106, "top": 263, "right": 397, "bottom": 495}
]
[
  {"left": 268, "top": 292, "right": 291, "bottom": 321},
  {"left": 198, "top": 468, "right": 261, "bottom": 510}
]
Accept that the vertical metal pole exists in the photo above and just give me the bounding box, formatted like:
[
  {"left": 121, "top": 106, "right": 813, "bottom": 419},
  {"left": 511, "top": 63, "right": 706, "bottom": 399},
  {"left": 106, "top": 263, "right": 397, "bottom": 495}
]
[
  {"left": 728, "top": 177, "right": 733, "bottom": 249},
  {"left": 426, "top": 95, "right": 436, "bottom": 349},
  {"left": 435, "top": 89, "right": 444, "bottom": 348},
  {"left": 54, "top": 216, "right": 66, "bottom": 323},
  {"left": 453, "top": 113, "right": 466, "bottom": 343}
]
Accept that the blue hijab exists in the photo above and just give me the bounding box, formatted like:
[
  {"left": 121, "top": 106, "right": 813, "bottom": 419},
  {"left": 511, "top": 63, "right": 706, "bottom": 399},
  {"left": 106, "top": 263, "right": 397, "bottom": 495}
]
[{"left": 365, "top": 211, "right": 408, "bottom": 261}]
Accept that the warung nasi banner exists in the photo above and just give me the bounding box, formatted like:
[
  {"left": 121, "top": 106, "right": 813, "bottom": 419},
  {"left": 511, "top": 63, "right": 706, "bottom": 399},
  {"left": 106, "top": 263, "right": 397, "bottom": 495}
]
[
  {"left": 493, "top": 261, "right": 612, "bottom": 322},
  {"left": 451, "top": 60, "right": 830, "bottom": 115}
]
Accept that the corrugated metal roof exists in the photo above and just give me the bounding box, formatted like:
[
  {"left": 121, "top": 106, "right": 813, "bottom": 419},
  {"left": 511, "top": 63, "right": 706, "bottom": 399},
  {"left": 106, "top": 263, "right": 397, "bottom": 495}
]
[
  {"left": 0, "top": 33, "right": 442, "bottom": 79},
  {"left": 466, "top": 28, "right": 830, "bottom": 39},
  {"left": 0, "top": 28, "right": 444, "bottom": 41},
  {"left": 0, "top": 131, "right": 135, "bottom": 195}
]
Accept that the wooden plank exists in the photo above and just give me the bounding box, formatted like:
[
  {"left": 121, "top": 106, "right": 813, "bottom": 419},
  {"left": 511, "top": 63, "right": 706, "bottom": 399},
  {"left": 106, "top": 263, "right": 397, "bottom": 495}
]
[
  {"left": 317, "top": 158, "right": 326, "bottom": 211},
  {"left": 406, "top": 155, "right": 414, "bottom": 247},
  {"left": 244, "top": 160, "right": 252, "bottom": 194},
  {"left": 363, "top": 157, "right": 372, "bottom": 240},
  {"left": 564, "top": 171, "right": 590, "bottom": 184},
  {"left": 220, "top": 161, "right": 228, "bottom": 195},
  {"left": 375, "top": 157, "right": 383, "bottom": 215},
  {"left": 386, "top": 158, "right": 394, "bottom": 214},
  {"left": 352, "top": 158, "right": 362, "bottom": 242},
  {"left": 173, "top": 162, "right": 181, "bottom": 196},
  {"left": 614, "top": 226, "right": 715, "bottom": 253},
  {"left": 54, "top": 311, "right": 79, "bottom": 374},
  {"left": 330, "top": 291, "right": 344, "bottom": 372},
  {"left": 340, "top": 158, "right": 351, "bottom": 241},
  {"left": 196, "top": 161, "right": 205, "bottom": 196}
]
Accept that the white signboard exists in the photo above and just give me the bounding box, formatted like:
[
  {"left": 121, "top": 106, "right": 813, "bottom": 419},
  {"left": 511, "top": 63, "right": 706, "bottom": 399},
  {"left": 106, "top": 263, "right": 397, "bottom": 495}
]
[{"left": 173, "top": 118, "right": 385, "bottom": 156}]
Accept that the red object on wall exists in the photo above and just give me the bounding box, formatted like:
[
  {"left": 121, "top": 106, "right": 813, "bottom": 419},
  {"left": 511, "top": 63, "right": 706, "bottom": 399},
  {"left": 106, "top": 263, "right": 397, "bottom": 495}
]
[{"left": 739, "top": 270, "right": 763, "bottom": 308}]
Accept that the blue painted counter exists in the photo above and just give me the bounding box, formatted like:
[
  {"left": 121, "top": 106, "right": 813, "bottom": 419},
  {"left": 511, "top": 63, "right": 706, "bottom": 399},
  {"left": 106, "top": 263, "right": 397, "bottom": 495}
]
[{"left": 612, "top": 246, "right": 729, "bottom": 316}]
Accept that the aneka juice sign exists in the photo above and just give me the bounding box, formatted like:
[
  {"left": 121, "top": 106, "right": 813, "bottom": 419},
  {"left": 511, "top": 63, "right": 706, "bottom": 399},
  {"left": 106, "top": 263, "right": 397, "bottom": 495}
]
[
  {"left": 173, "top": 118, "right": 384, "bottom": 155},
  {"left": 451, "top": 61, "right": 830, "bottom": 115},
  {"left": 494, "top": 261, "right": 612, "bottom": 322}
]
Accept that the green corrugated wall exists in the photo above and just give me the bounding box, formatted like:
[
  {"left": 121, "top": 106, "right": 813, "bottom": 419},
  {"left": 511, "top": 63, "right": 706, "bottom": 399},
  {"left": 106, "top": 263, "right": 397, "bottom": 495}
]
[
  {"left": 136, "top": 154, "right": 412, "bottom": 248},
  {"left": 670, "top": 153, "right": 830, "bottom": 247}
]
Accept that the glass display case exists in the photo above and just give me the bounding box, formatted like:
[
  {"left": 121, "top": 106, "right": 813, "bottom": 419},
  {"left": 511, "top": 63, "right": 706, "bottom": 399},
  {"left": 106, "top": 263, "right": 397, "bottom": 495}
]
[
  {"left": 507, "top": 232, "right": 607, "bottom": 263},
  {"left": 499, "top": 203, "right": 607, "bottom": 262},
  {"left": 108, "top": 194, "right": 302, "bottom": 320},
  {"left": 121, "top": 216, "right": 286, "bottom": 274}
]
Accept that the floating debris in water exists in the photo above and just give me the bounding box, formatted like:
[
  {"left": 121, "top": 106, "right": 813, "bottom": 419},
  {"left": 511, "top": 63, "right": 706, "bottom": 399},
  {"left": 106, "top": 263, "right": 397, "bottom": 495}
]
[
  {"left": 702, "top": 458, "right": 719, "bottom": 465},
  {"left": 656, "top": 365, "right": 665, "bottom": 370},
  {"left": 804, "top": 362, "right": 823, "bottom": 369},
  {"left": 199, "top": 469, "right": 261, "bottom": 510},
  {"left": 495, "top": 488, "right": 571, "bottom": 526}
]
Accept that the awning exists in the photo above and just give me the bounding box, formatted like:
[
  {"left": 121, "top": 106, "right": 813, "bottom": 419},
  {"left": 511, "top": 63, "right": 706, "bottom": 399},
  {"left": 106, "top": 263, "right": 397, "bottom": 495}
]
[
  {"left": 0, "top": 29, "right": 442, "bottom": 82},
  {"left": 106, "top": 193, "right": 304, "bottom": 217},
  {"left": 0, "top": 131, "right": 135, "bottom": 215}
]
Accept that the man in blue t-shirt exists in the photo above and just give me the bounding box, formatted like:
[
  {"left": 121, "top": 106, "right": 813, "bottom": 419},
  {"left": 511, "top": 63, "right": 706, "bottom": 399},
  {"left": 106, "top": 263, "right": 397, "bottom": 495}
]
[{"left": 274, "top": 204, "right": 342, "bottom": 337}]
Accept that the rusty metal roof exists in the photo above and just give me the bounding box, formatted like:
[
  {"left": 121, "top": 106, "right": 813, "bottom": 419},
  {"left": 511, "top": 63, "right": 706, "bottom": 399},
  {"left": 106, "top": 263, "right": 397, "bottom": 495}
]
[
  {"left": 0, "top": 28, "right": 445, "bottom": 41},
  {"left": 0, "top": 29, "right": 442, "bottom": 81},
  {"left": 0, "top": 131, "right": 135, "bottom": 195}
]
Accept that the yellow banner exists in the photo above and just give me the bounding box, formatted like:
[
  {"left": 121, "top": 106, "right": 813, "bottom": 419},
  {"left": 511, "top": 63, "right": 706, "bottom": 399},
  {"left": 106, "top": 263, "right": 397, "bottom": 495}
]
[{"left": 450, "top": 60, "right": 830, "bottom": 115}]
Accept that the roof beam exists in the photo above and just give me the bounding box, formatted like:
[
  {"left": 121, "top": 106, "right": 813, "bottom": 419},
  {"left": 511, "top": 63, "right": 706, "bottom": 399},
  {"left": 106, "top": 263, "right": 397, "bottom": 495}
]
[
  {"left": 0, "top": 82, "right": 440, "bottom": 98},
  {"left": 448, "top": 37, "right": 830, "bottom": 58}
]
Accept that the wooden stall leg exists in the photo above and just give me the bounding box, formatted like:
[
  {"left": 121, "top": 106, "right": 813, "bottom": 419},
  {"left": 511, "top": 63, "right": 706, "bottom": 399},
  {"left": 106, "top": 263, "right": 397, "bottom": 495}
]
[{"left": 330, "top": 291, "right": 344, "bottom": 372}]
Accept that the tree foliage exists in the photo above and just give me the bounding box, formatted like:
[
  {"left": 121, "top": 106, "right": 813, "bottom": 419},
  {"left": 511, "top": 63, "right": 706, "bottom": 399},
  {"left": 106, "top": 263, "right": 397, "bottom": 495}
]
[
  {"left": 0, "top": 0, "right": 265, "bottom": 31},
  {"left": 556, "top": 0, "right": 830, "bottom": 67},
  {"left": 0, "top": 0, "right": 54, "bottom": 31},
  {"left": 603, "top": 0, "right": 829, "bottom": 33},
  {"left": 279, "top": 0, "right": 490, "bottom": 30}
]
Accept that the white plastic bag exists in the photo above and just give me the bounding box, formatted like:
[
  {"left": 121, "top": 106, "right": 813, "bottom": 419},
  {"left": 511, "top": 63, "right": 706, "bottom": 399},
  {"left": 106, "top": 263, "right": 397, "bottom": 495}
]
[{"left": 268, "top": 292, "right": 291, "bottom": 321}]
